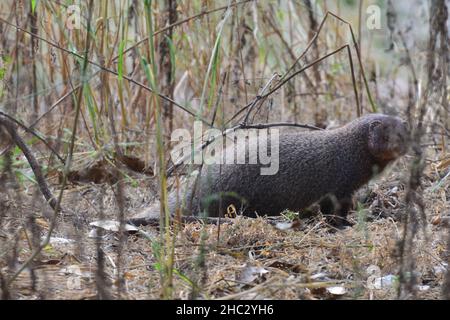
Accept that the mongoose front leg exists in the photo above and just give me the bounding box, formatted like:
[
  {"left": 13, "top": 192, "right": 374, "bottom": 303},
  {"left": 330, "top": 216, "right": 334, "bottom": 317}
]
[
  {"left": 336, "top": 197, "right": 354, "bottom": 228},
  {"left": 319, "top": 195, "right": 353, "bottom": 228}
]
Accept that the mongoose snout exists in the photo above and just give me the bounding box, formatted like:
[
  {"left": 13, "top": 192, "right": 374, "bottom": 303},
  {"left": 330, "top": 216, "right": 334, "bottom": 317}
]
[{"left": 367, "top": 116, "right": 410, "bottom": 162}]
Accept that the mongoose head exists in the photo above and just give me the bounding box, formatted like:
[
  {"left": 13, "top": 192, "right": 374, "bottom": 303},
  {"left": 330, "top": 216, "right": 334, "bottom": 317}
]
[{"left": 366, "top": 114, "right": 410, "bottom": 162}]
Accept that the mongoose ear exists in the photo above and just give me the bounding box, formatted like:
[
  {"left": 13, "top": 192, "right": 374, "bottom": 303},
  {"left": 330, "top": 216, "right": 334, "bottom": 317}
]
[{"left": 369, "top": 120, "right": 382, "bottom": 132}]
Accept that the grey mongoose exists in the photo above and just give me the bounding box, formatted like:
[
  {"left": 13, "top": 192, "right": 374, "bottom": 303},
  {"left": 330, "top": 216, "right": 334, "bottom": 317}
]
[{"left": 132, "top": 113, "right": 409, "bottom": 227}]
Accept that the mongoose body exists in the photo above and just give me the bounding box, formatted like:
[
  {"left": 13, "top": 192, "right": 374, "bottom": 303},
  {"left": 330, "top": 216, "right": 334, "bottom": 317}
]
[{"left": 133, "top": 114, "right": 409, "bottom": 226}]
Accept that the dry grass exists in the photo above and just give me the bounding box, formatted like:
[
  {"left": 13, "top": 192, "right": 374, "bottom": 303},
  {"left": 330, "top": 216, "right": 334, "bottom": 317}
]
[
  {"left": 1, "top": 157, "right": 448, "bottom": 299},
  {"left": 0, "top": 0, "right": 449, "bottom": 299}
]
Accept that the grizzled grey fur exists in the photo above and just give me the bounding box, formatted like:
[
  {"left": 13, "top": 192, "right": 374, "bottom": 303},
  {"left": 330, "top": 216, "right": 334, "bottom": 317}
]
[{"left": 133, "top": 113, "right": 409, "bottom": 226}]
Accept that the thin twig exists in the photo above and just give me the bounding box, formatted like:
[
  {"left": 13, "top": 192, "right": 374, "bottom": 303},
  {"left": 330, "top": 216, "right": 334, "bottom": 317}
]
[
  {"left": 226, "top": 44, "right": 348, "bottom": 126},
  {"left": 119, "top": 0, "right": 254, "bottom": 59},
  {"left": 5, "top": 0, "right": 95, "bottom": 287},
  {"left": 0, "top": 16, "right": 211, "bottom": 126},
  {"left": 0, "top": 116, "right": 58, "bottom": 210},
  {"left": 347, "top": 45, "right": 361, "bottom": 117},
  {"left": 0, "top": 111, "right": 65, "bottom": 164},
  {"left": 166, "top": 120, "right": 322, "bottom": 176},
  {"left": 15, "top": 1, "right": 254, "bottom": 130}
]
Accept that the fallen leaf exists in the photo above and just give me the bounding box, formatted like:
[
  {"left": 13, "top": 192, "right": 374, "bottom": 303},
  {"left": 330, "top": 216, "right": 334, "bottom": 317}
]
[
  {"left": 36, "top": 218, "right": 49, "bottom": 229},
  {"left": 326, "top": 286, "right": 347, "bottom": 296},
  {"left": 89, "top": 220, "right": 139, "bottom": 233},
  {"left": 238, "top": 264, "right": 269, "bottom": 285}
]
